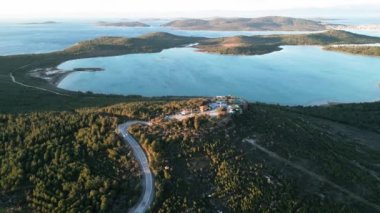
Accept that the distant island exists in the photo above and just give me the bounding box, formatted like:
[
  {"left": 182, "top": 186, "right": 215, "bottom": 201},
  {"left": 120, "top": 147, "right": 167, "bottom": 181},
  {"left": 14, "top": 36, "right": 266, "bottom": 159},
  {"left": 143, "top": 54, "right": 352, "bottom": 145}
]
[
  {"left": 23, "top": 21, "right": 58, "bottom": 25},
  {"left": 163, "top": 16, "right": 327, "bottom": 31},
  {"left": 97, "top": 21, "right": 150, "bottom": 27}
]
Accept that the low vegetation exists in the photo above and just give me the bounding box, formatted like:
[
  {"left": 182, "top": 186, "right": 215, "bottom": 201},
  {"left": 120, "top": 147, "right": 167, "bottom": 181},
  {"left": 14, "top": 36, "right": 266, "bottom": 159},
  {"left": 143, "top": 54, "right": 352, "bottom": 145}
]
[
  {"left": 197, "top": 30, "right": 380, "bottom": 55},
  {"left": 293, "top": 101, "right": 380, "bottom": 133},
  {"left": 324, "top": 45, "right": 380, "bottom": 57}
]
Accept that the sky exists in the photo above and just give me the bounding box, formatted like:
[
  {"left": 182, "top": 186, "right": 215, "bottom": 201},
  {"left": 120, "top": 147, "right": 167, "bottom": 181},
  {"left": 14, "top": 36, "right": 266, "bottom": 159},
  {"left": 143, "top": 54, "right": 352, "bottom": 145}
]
[{"left": 1, "top": 0, "right": 380, "bottom": 20}]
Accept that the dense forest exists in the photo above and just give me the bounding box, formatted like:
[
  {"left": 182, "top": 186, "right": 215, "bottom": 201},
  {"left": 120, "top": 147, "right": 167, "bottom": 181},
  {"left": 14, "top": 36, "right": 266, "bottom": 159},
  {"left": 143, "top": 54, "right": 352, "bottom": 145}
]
[
  {"left": 0, "top": 111, "right": 141, "bottom": 212},
  {"left": 100, "top": 99, "right": 380, "bottom": 212},
  {"left": 1, "top": 98, "right": 380, "bottom": 212},
  {"left": 128, "top": 104, "right": 380, "bottom": 212}
]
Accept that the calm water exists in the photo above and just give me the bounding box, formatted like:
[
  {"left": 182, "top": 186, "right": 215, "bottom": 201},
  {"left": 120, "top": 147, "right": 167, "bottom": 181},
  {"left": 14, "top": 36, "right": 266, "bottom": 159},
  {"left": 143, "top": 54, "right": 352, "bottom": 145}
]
[
  {"left": 0, "top": 21, "right": 317, "bottom": 56},
  {"left": 58, "top": 46, "right": 380, "bottom": 105},
  {"left": 1, "top": 19, "right": 380, "bottom": 55}
]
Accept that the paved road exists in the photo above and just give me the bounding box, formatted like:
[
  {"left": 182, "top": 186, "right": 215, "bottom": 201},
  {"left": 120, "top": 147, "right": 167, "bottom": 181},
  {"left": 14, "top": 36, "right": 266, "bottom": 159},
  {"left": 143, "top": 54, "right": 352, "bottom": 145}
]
[
  {"left": 244, "top": 138, "right": 380, "bottom": 212},
  {"left": 118, "top": 121, "right": 154, "bottom": 213}
]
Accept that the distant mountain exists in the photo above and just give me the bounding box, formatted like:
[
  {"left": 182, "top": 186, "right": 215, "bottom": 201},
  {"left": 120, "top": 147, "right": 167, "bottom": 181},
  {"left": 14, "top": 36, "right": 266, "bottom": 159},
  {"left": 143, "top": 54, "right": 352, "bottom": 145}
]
[
  {"left": 163, "top": 16, "right": 327, "bottom": 31},
  {"left": 97, "top": 21, "right": 150, "bottom": 27}
]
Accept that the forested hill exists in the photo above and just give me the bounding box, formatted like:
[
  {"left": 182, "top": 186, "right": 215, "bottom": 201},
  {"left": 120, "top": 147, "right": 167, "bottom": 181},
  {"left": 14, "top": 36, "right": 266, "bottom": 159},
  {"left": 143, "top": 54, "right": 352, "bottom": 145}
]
[
  {"left": 163, "top": 16, "right": 327, "bottom": 31},
  {"left": 0, "top": 111, "right": 141, "bottom": 212},
  {"left": 3, "top": 99, "right": 380, "bottom": 212}
]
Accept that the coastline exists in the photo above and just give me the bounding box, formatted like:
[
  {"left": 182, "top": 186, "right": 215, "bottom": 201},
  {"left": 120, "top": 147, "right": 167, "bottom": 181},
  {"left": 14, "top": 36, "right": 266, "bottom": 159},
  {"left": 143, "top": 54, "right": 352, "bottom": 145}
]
[
  {"left": 29, "top": 67, "right": 104, "bottom": 86},
  {"left": 4, "top": 29, "right": 380, "bottom": 111}
]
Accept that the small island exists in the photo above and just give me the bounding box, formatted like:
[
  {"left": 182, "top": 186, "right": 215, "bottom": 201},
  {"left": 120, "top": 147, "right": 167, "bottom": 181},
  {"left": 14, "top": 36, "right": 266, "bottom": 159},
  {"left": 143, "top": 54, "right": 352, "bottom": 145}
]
[
  {"left": 163, "top": 16, "right": 327, "bottom": 31},
  {"left": 23, "top": 21, "right": 58, "bottom": 25},
  {"left": 97, "top": 21, "right": 150, "bottom": 27}
]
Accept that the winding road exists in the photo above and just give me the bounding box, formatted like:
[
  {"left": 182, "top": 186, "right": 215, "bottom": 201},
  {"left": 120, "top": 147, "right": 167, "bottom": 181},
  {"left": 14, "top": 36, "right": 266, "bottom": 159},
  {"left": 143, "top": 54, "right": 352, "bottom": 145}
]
[{"left": 118, "top": 121, "right": 154, "bottom": 213}]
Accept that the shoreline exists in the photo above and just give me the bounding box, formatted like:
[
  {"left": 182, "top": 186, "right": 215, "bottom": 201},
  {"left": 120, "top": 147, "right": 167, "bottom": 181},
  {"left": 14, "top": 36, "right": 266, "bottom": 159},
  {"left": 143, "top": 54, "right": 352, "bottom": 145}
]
[
  {"left": 25, "top": 66, "right": 380, "bottom": 108},
  {"left": 29, "top": 67, "right": 104, "bottom": 86},
  {"left": 41, "top": 45, "right": 380, "bottom": 107}
]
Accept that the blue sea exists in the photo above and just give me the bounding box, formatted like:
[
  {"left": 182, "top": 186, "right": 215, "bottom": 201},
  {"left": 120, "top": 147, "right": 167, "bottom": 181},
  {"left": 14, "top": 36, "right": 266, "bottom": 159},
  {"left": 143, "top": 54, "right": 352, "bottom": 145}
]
[
  {"left": 1, "top": 18, "right": 380, "bottom": 55},
  {"left": 0, "top": 20, "right": 317, "bottom": 56},
  {"left": 2, "top": 19, "right": 380, "bottom": 105}
]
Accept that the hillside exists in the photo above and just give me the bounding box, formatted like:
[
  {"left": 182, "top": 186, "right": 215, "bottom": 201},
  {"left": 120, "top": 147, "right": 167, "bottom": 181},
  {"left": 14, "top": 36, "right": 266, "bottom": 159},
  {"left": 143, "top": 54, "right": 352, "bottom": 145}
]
[
  {"left": 123, "top": 100, "right": 380, "bottom": 212},
  {"left": 324, "top": 45, "right": 380, "bottom": 57},
  {"left": 274, "top": 30, "right": 380, "bottom": 45},
  {"left": 3, "top": 99, "right": 380, "bottom": 212},
  {"left": 163, "top": 16, "right": 327, "bottom": 31},
  {"left": 0, "top": 111, "right": 142, "bottom": 212},
  {"left": 96, "top": 21, "right": 150, "bottom": 27},
  {"left": 196, "top": 30, "right": 380, "bottom": 55},
  {"left": 64, "top": 32, "right": 202, "bottom": 56}
]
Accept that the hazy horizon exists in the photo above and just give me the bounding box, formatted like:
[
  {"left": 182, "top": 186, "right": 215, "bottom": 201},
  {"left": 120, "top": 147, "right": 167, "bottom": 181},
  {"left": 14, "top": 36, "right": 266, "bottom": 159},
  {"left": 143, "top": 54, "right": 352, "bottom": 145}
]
[{"left": 1, "top": 0, "right": 380, "bottom": 20}]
